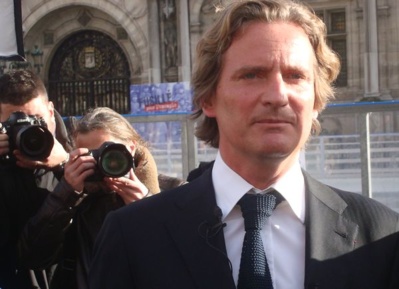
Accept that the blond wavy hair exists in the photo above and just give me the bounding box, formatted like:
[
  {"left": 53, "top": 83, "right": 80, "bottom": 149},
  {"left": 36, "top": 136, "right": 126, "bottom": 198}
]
[{"left": 191, "top": 0, "right": 341, "bottom": 148}]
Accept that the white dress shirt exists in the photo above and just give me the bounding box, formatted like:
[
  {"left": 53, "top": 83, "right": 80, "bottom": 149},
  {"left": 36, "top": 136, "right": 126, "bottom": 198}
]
[{"left": 212, "top": 152, "right": 306, "bottom": 289}]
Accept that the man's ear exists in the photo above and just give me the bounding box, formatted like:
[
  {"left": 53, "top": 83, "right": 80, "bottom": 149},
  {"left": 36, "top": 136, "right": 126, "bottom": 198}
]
[
  {"left": 48, "top": 101, "right": 55, "bottom": 118},
  {"left": 201, "top": 96, "right": 217, "bottom": 117}
]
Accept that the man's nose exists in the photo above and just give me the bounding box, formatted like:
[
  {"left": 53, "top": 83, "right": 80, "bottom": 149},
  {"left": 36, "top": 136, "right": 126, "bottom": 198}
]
[{"left": 261, "top": 74, "right": 289, "bottom": 106}]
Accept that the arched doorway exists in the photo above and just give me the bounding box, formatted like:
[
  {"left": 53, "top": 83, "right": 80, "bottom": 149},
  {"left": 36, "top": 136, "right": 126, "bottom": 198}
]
[{"left": 48, "top": 30, "right": 131, "bottom": 116}]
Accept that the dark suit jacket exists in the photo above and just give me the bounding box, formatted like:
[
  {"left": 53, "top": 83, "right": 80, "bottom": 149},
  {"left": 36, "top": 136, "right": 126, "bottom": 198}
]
[{"left": 89, "top": 168, "right": 399, "bottom": 289}]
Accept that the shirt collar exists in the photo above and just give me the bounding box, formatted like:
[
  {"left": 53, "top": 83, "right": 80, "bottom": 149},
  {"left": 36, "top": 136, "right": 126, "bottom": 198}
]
[
  {"left": 212, "top": 151, "right": 306, "bottom": 224},
  {"left": 273, "top": 161, "right": 306, "bottom": 223}
]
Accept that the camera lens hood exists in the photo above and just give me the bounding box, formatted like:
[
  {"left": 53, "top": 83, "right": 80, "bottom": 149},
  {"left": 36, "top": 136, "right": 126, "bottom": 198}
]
[
  {"left": 15, "top": 124, "right": 54, "bottom": 159},
  {"left": 97, "top": 143, "right": 133, "bottom": 178}
]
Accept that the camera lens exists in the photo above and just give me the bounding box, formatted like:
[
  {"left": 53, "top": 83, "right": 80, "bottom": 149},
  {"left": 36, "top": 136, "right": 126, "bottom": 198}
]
[
  {"left": 99, "top": 146, "right": 132, "bottom": 177},
  {"left": 16, "top": 126, "right": 54, "bottom": 159}
]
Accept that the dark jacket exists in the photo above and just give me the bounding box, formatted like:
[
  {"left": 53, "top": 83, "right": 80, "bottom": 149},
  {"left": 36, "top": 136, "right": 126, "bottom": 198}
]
[
  {"left": 19, "top": 172, "right": 185, "bottom": 289},
  {"left": 88, "top": 168, "right": 399, "bottom": 289},
  {"left": 19, "top": 178, "right": 125, "bottom": 289},
  {"left": 0, "top": 167, "right": 55, "bottom": 289},
  {"left": 0, "top": 111, "right": 72, "bottom": 289}
]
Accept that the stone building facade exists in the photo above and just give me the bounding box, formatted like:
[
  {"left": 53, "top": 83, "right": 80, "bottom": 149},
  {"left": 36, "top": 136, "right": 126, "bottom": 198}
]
[{"left": 12, "top": 0, "right": 399, "bottom": 131}]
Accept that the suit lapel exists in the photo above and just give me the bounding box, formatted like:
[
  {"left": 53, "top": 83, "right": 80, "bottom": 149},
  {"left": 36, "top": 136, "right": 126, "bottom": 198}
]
[
  {"left": 303, "top": 172, "right": 359, "bottom": 287},
  {"left": 162, "top": 168, "right": 361, "bottom": 288},
  {"left": 165, "top": 169, "right": 235, "bottom": 289}
]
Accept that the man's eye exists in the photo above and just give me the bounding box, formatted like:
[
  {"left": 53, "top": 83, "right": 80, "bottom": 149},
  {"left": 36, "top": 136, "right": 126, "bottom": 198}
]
[
  {"left": 287, "top": 72, "right": 305, "bottom": 80},
  {"left": 293, "top": 73, "right": 303, "bottom": 79},
  {"left": 242, "top": 72, "right": 257, "bottom": 79}
]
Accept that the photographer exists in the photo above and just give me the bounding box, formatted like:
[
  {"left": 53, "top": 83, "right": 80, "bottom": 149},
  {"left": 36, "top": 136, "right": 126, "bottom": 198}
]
[
  {"left": 19, "top": 107, "right": 179, "bottom": 289},
  {"left": 0, "top": 69, "right": 71, "bottom": 289}
]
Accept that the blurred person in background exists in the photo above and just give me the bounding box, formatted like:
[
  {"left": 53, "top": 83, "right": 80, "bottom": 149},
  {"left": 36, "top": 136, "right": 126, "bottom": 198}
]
[
  {"left": 19, "top": 107, "right": 184, "bottom": 289},
  {"left": 0, "top": 69, "right": 71, "bottom": 289}
]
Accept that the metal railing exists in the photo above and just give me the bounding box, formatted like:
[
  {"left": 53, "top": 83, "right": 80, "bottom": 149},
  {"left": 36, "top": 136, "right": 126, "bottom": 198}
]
[
  {"left": 123, "top": 100, "right": 399, "bottom": 211},
  {"left": 305, "top": 133, "right": 399, "bottom": 178}
]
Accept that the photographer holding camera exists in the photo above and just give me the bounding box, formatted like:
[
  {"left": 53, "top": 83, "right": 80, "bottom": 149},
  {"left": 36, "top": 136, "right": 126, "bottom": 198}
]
[
  {"left": 0, "top": 69, "right": 72, "bottom": 289},
  {"left": 18, "top": 107, "right": 182, "bottom": 289}
]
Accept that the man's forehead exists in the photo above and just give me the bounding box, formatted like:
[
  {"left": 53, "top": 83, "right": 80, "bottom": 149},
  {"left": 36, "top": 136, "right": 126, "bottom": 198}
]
[{"left": 0, "top": 99, "right": 50, "bottom": 120}]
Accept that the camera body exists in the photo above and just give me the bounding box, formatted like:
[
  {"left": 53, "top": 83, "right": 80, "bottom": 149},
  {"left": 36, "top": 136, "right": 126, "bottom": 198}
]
[
  {"left": 0, "top": 111, "right": 54, "bottom": 162},
  {"left": 86, "top": 141, "right": 134, "bottom": 181}
]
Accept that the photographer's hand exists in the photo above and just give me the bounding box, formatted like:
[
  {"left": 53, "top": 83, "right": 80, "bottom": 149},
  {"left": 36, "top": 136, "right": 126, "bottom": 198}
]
[
  {"left": 64, "top": 148, "right": 96, "bottom": 192},
  {"left": 104, "top": 169, "right": 148, "bottom": 205},
  {"left": 0, "top": 128, "right": 10, "bottom": 156},
  {"left": 14, "top": 138, "right": 69, "bottom": 170}
]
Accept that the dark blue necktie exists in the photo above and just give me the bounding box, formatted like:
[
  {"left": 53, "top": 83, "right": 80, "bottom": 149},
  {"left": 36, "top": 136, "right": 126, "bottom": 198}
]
[{"left": 237, "top": 192, "right": 279, "bottom": 289}]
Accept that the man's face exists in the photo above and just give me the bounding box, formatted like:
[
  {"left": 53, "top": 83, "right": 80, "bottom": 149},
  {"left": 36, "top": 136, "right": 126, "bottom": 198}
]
[
  {"left": 0, "top": 96, "right": 56, "bottom": 135},
  {"left": 203, "top": 21, "right": 317, "bottom": 169}
]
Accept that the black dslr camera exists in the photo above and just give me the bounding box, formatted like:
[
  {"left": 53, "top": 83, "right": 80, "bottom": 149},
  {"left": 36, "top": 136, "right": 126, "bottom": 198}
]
[
  {"left": 0, "top": 111, "right": 54, "bottom": 162},
  {"left": 85, "top": 141, "right": 134, "bottom": 181}
]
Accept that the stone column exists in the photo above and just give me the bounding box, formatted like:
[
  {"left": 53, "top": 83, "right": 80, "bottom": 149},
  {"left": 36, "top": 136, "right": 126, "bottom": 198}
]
[
  {"left": 178, "top": 0, "right": 191, "bottom": 82},
  {"left": 363, "top": 0, "right": 380, "bottom": 99},
  {"left": 149, "top": 0, "right": 162, "bottom": 84}
]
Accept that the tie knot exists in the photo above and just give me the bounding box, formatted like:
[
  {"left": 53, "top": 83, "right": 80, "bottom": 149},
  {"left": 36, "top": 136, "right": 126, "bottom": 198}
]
[{"left": 238, "top": 193, "right": 278, "bottom": 231}]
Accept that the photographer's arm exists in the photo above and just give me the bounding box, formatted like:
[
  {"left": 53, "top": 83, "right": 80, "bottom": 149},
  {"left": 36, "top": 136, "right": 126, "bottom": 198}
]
[
  {"left": 18, "top": 149, "right": 95, "bottom": 269},
  {"left": 18, "top": 177, "right": 86, "bottom": 269},
  {"left": 14, "top": 137, "right": 69, "bottom": 170}
]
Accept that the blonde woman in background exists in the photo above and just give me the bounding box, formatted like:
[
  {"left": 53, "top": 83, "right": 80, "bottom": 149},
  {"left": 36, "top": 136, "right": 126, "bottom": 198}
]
[{"left": 19, "top": 107, "right": 185, "bottom": 289}]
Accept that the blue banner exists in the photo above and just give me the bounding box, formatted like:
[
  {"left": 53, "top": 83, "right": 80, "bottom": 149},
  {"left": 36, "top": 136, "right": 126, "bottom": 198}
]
[{"left": 130, "top": 82, "right": 193, "bottom": 115}]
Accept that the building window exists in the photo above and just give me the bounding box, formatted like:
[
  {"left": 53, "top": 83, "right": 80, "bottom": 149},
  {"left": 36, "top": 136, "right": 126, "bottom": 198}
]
[{"left": 316, "top": 9, "right": 348, "bottom": 87}]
